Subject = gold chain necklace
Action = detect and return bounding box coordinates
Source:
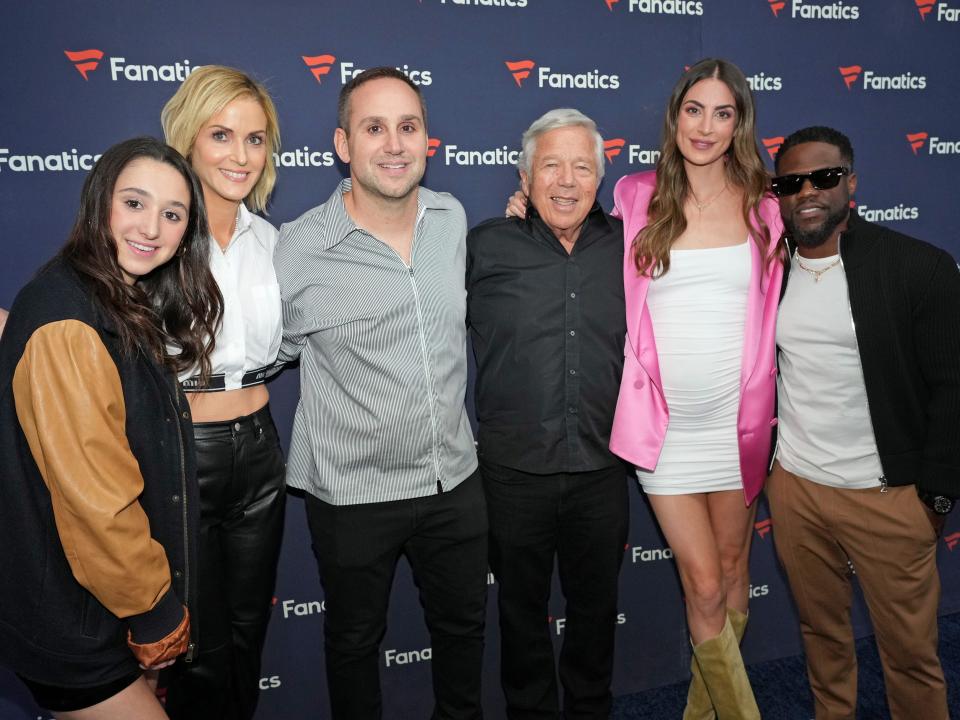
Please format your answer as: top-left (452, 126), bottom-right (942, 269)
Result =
top-left (689, 183), bottom-right (727, 215)
top-left (794, 249), bottom-right (841, 283)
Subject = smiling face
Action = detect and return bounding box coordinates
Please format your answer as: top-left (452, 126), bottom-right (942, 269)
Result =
top-left (334, 77), bottom-right (428, 204)
top-left (110, 157), bottom-right (191, 284)
top-left (520, 125), bottom-right (599, 243)
top-left (675, 77), bottom-right (737, 167)
top-left (190, 95), bottom-right (268, 207)
top-left (776, 140), bottom-right (856, 252)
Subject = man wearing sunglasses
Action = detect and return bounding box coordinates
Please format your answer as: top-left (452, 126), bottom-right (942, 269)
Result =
top-left (765, 125), bottom-right (960, 720)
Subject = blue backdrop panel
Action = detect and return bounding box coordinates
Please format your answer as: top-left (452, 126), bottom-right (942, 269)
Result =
top-left (1, 1), bottom-right (958, 718)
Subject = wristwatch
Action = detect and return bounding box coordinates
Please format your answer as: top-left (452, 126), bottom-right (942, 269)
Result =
top-left (920, 491), bottom-right (955, 515)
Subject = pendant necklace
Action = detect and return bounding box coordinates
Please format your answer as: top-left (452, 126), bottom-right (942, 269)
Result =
top-left (689, 182), bottom-right (727, 216)
top-left (794, 248), bottom-right (841, 283)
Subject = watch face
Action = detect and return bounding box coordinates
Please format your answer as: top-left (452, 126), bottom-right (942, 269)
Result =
top-left (934, 496), bottom-right (954, 514)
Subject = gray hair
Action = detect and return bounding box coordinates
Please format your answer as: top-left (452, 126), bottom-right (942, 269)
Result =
top-left (517, 108), bottom-right (605, 183)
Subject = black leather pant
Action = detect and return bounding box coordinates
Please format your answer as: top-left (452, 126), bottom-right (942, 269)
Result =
top-left (165, 404), bottom-right (286, 720)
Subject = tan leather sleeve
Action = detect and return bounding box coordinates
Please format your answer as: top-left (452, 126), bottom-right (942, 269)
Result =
top-left (13, 319), bottom-right (173, 618)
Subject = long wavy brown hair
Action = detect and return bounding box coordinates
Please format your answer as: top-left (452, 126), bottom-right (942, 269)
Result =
top-left (58, 136), bottom-right (222, 378)
top-left (633, 58), bottom-right (778, 277)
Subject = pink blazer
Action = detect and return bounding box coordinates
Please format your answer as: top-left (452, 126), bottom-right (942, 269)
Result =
top-left (608, 171), bottom-right (784, 505)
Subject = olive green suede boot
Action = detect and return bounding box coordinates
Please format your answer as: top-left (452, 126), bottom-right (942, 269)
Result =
top-left (689, 613), bottom-right (759, 720)
top-left (682, 608), bottom-right (749, 720)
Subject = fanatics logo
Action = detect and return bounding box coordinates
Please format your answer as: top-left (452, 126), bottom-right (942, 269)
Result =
top-left (762, 136), bottom-right (784, 159)
top-left (838, 65), bottom-right (862, 89)
top-left (384, 646), bottom-right (432, 667)
top-left (607, 0), bottom-right (704, 13)
top-left (505, 59), bottom-right (536, 87)
top-left (0, 147), bottom-right (102, 173)
top-left (945, 531), bottom-right (960, 551)
top-left (768, 0), bottom-right (860, 19)
top-left (506, 58), bottom-right (620, 90)
top-left (64, 49), bottom-right (104, 80)
top-left (914, 0), bottom-right (960, 20)
top-left (64, 49), bottom-right (198, 82)
top-left (838, 64), bottom-right (926, 91)
top-left (302, 54), bottom-right (433, 86)
top-left (906, 131), bottom-right (960, 154)
top-left (906, 131), bottom-right (928, 154)
top-left (603, 138), bottom-right (626, 163)
top-left (421, 0), bottom-right (530, 7)
top-left (754, 518), bottom-right (772, 540)
top-left (302, 54), bottom-right (336, 84)
top-left (766, 0), bottom-right (786, 15)
top-left (441, 141), bottom-right (520, 166)
top-left (279, 597), bottom-right (326, 619)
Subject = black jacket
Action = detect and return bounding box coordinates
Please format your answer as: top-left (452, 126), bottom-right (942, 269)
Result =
top-left (782, 213), bottom-right (960, 496)
top-left (0, 260), bottom-right (199, 686)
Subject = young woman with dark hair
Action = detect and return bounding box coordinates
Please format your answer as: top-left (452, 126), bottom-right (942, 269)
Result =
top-left (0, 136), bottom-right (222, 719)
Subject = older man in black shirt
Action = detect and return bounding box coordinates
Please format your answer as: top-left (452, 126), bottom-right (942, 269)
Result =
top-left (466, 109), bottom-right (628, 720)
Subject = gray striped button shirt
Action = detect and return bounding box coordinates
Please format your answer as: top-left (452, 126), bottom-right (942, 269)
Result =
top-left (274, 179), bottom-right (477, 505)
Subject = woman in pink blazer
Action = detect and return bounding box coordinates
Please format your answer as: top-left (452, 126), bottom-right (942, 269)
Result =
top-left (610, 59), bottom-right (783, 719)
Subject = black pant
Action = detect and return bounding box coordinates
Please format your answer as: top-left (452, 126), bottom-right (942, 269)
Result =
top-left (165, 405), bottom-right (286, 720)
top-left (481, 461), bottom-right (629, 720)
top-left (304, 470), bottom-right (488, 720)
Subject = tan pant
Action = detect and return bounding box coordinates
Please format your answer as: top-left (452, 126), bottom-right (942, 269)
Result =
top-left (766, 462), bottom-right (948, 720)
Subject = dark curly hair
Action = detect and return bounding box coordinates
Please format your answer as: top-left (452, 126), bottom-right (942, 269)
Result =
top-left (57, 136), bottom-right (222, 378)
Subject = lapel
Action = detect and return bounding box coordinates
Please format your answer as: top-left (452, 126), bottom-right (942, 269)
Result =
top-left (619, 175), bottom-right (663, 396)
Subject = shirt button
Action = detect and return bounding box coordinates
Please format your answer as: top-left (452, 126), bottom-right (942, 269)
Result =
top-left (569, 330), bottom-right (576, 337)
top-left (568, 406), bottom-right (578, 414)
top-left (173, 570), bottom-right (183, 579)
top-left (569, 369), bottom-right (576, 375)
top-left (234, 422), bottom-right (242, 431)
top-left (171, 494), bottom-right (180, 504)
top-left (181, 411), bottom-right (190, 420)
top-left (570, 292), bottom-right (576, 298)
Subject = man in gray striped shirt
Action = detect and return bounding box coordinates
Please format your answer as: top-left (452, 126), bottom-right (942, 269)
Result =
top-left (273, 67), bottom-right (487, 720)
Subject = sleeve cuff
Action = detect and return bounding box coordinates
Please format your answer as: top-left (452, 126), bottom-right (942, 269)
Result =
top-left (126, 589), bottom-right (184, 644)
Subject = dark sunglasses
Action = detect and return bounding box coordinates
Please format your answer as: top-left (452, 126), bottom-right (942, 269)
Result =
top-left (770, 166), bottom-right (850, 197)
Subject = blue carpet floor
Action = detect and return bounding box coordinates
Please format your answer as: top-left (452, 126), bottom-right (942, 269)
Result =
top-left (612, 612), bottom-right (960, 719)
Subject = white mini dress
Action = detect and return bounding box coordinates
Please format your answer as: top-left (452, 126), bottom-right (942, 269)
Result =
top-left (636, 241), bottom-right (749, 494)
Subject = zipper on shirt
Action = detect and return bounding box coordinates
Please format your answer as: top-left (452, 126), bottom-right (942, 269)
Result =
top-left (879, 475), bottom-right (888, 493)
top-left (405, 265), bottom-right (444, 489)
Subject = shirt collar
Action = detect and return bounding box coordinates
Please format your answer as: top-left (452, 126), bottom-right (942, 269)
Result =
top-left (318, 177), bottom-right (456, 251)
top-left (218, 203), bottom-right (270, 254)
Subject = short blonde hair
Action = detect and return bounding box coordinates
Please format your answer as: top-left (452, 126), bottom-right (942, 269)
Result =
top-left (161, 65), bottom-right (280, 213)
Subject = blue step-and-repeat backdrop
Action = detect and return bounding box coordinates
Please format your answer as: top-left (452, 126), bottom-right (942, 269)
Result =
top-left (1, 1), bottom-right (958, 718)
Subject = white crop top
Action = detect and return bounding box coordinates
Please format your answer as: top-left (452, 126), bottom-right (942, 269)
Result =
top-left (180, 204), bottom-right (283, 392)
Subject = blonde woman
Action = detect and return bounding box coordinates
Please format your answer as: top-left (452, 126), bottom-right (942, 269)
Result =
top-left (160, 66), bottom-right (285, 720)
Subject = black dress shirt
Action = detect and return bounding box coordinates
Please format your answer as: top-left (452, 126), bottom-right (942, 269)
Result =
top-left (466, 203), bottom-right (627, 474)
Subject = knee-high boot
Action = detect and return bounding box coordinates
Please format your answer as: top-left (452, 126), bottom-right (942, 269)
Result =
top-left (688, 613), bottom-right (759, 720)
top-left (683, 608), bottom-right (749, 720)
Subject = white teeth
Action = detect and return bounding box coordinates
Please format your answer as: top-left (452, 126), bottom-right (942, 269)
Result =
top-left (221, 169), bottom-right (247, 180)
top-left (128, 240), bottom-right (156, 252)
top-left (551, 197), bottom-right (576, 205)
